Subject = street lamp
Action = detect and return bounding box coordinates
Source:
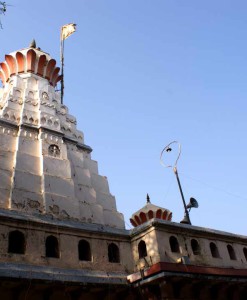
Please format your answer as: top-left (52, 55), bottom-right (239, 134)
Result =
top-left (160, 141), bottom-right (198, 225)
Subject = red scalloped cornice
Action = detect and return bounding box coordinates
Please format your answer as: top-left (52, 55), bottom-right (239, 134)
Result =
top-left (130, 204), bottom-right (172, 227)
top-left (0, 48), bottom-right (61, 87)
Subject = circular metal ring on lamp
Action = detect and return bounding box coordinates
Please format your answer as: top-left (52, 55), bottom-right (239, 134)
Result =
top-left (160, 141), bottom-right (181, 168)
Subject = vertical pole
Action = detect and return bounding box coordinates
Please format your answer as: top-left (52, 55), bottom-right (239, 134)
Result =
top-left (173, 166), bottom-right (191, 225)
top-left (60, 31), bottom-right (65, 104)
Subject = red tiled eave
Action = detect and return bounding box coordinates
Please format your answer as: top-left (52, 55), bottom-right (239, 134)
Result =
top-left (127, 262), bottom-right (247, 283)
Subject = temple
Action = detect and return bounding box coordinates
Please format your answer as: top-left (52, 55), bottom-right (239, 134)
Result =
top-left (0, 42), bottom-right (247, 299)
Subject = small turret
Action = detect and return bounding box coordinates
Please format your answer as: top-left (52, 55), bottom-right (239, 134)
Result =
top-left (130, 194), bottom-right (172, 227)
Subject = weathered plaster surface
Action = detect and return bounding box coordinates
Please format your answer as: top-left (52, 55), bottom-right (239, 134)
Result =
top-left (131, 219), bottom-right (247, 271)
top-left (0, 209), bottom-right (133, 273)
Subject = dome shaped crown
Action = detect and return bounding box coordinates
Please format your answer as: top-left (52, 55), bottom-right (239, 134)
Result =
top-left (130, 194), bottom-right (172, 227)
top-left (0, 42), bottom-right (62, 87)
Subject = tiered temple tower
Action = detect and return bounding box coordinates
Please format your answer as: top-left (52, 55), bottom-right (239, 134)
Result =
top-left (0, 41), bottom-right (124, 229)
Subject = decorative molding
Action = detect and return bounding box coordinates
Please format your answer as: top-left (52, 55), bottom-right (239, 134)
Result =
top-left (1, 109), bottom-right (20, 123)
top-left (20, 128), bottom-right (39, 140)
top-left (40, 100), bottom-right (56, 108)
top-left (25, 97), bottom-right (38, 106)
top-left (40, 131), bottom-right (63, 144)
top-left (62, 135), bottom-right (92, 153)
top-left (0, 125), bottom-right (17, 136)
top-left (40, 114), bottom-right (60, 129)
top-left (22, 113), bottom-right (39, 126)
top-left (9, 96), bottom-right (23, 105)
top-left (66, 115), bottom-right (77, 125)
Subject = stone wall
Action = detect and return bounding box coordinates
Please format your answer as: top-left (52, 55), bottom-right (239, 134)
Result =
top-left (0, 211), bottom-right (133, 273)
top-left (131, 219), bottom-right (247, 271)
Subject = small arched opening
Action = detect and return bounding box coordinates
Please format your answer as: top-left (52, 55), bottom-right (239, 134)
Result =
top-left (169, 236), bottom-right (180, 253)
top-left (45, 235), bottom-right (59, 258)
top-left (191, 239), bottom-right (201, 255)
top-left (8, 230), bottom-right (25, 254)
top-left (138, 240), bottom-right (147, 259)
top-left (210, 242), bottom-right (220, 258)
top-left (78, 239), bottom-right (91, 261)
top-left (48, 144), bottom-right (60, 158)
top-left (243, 248), bottom-right (247, 261)
top-left (227, 245), bottom-right (236, 260)
top-left (108, 243), bottom-right (120, 263)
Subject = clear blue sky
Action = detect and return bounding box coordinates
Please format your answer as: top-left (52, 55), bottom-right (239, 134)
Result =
top-left (1, 0), bottom-right (247, 235)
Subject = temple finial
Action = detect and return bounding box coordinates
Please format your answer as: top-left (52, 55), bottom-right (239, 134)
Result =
top-left (29, 39), bottom-right (36, 48)
top-left (147, 193), bottom-right (150, 203)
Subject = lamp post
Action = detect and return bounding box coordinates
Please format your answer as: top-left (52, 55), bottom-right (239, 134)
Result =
top-left (160, 141), bottom-right (197, 225)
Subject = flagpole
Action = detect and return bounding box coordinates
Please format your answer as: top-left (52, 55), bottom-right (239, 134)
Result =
top-left (60, 28), bottom-right (65, 105)
top-left (60, 23), bottom-right (76, 105)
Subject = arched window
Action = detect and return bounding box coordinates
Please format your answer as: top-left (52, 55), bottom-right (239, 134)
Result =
top-left (8, 230), bottom-right (25, 254)
top-left (78, 239), bottom-right (91, 261)
top-left (210, 242), bottom-right (220, 258)
top-left (108, 243), bottom-right (120, 263)
top-left (138, 240), bottom-right (147, 259)
top-left (191, 239), bottom-right (201, 255)
top-left (48, 144), bottom-right (60, 158)
top-left (45, 235), bottom-right (59, 258)
top-left (243, 248), bottom-right (247, 261)
top-left (169, 236), bottom-right (180, 253)
top-left (227, 245), bottom-right (236, 260)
